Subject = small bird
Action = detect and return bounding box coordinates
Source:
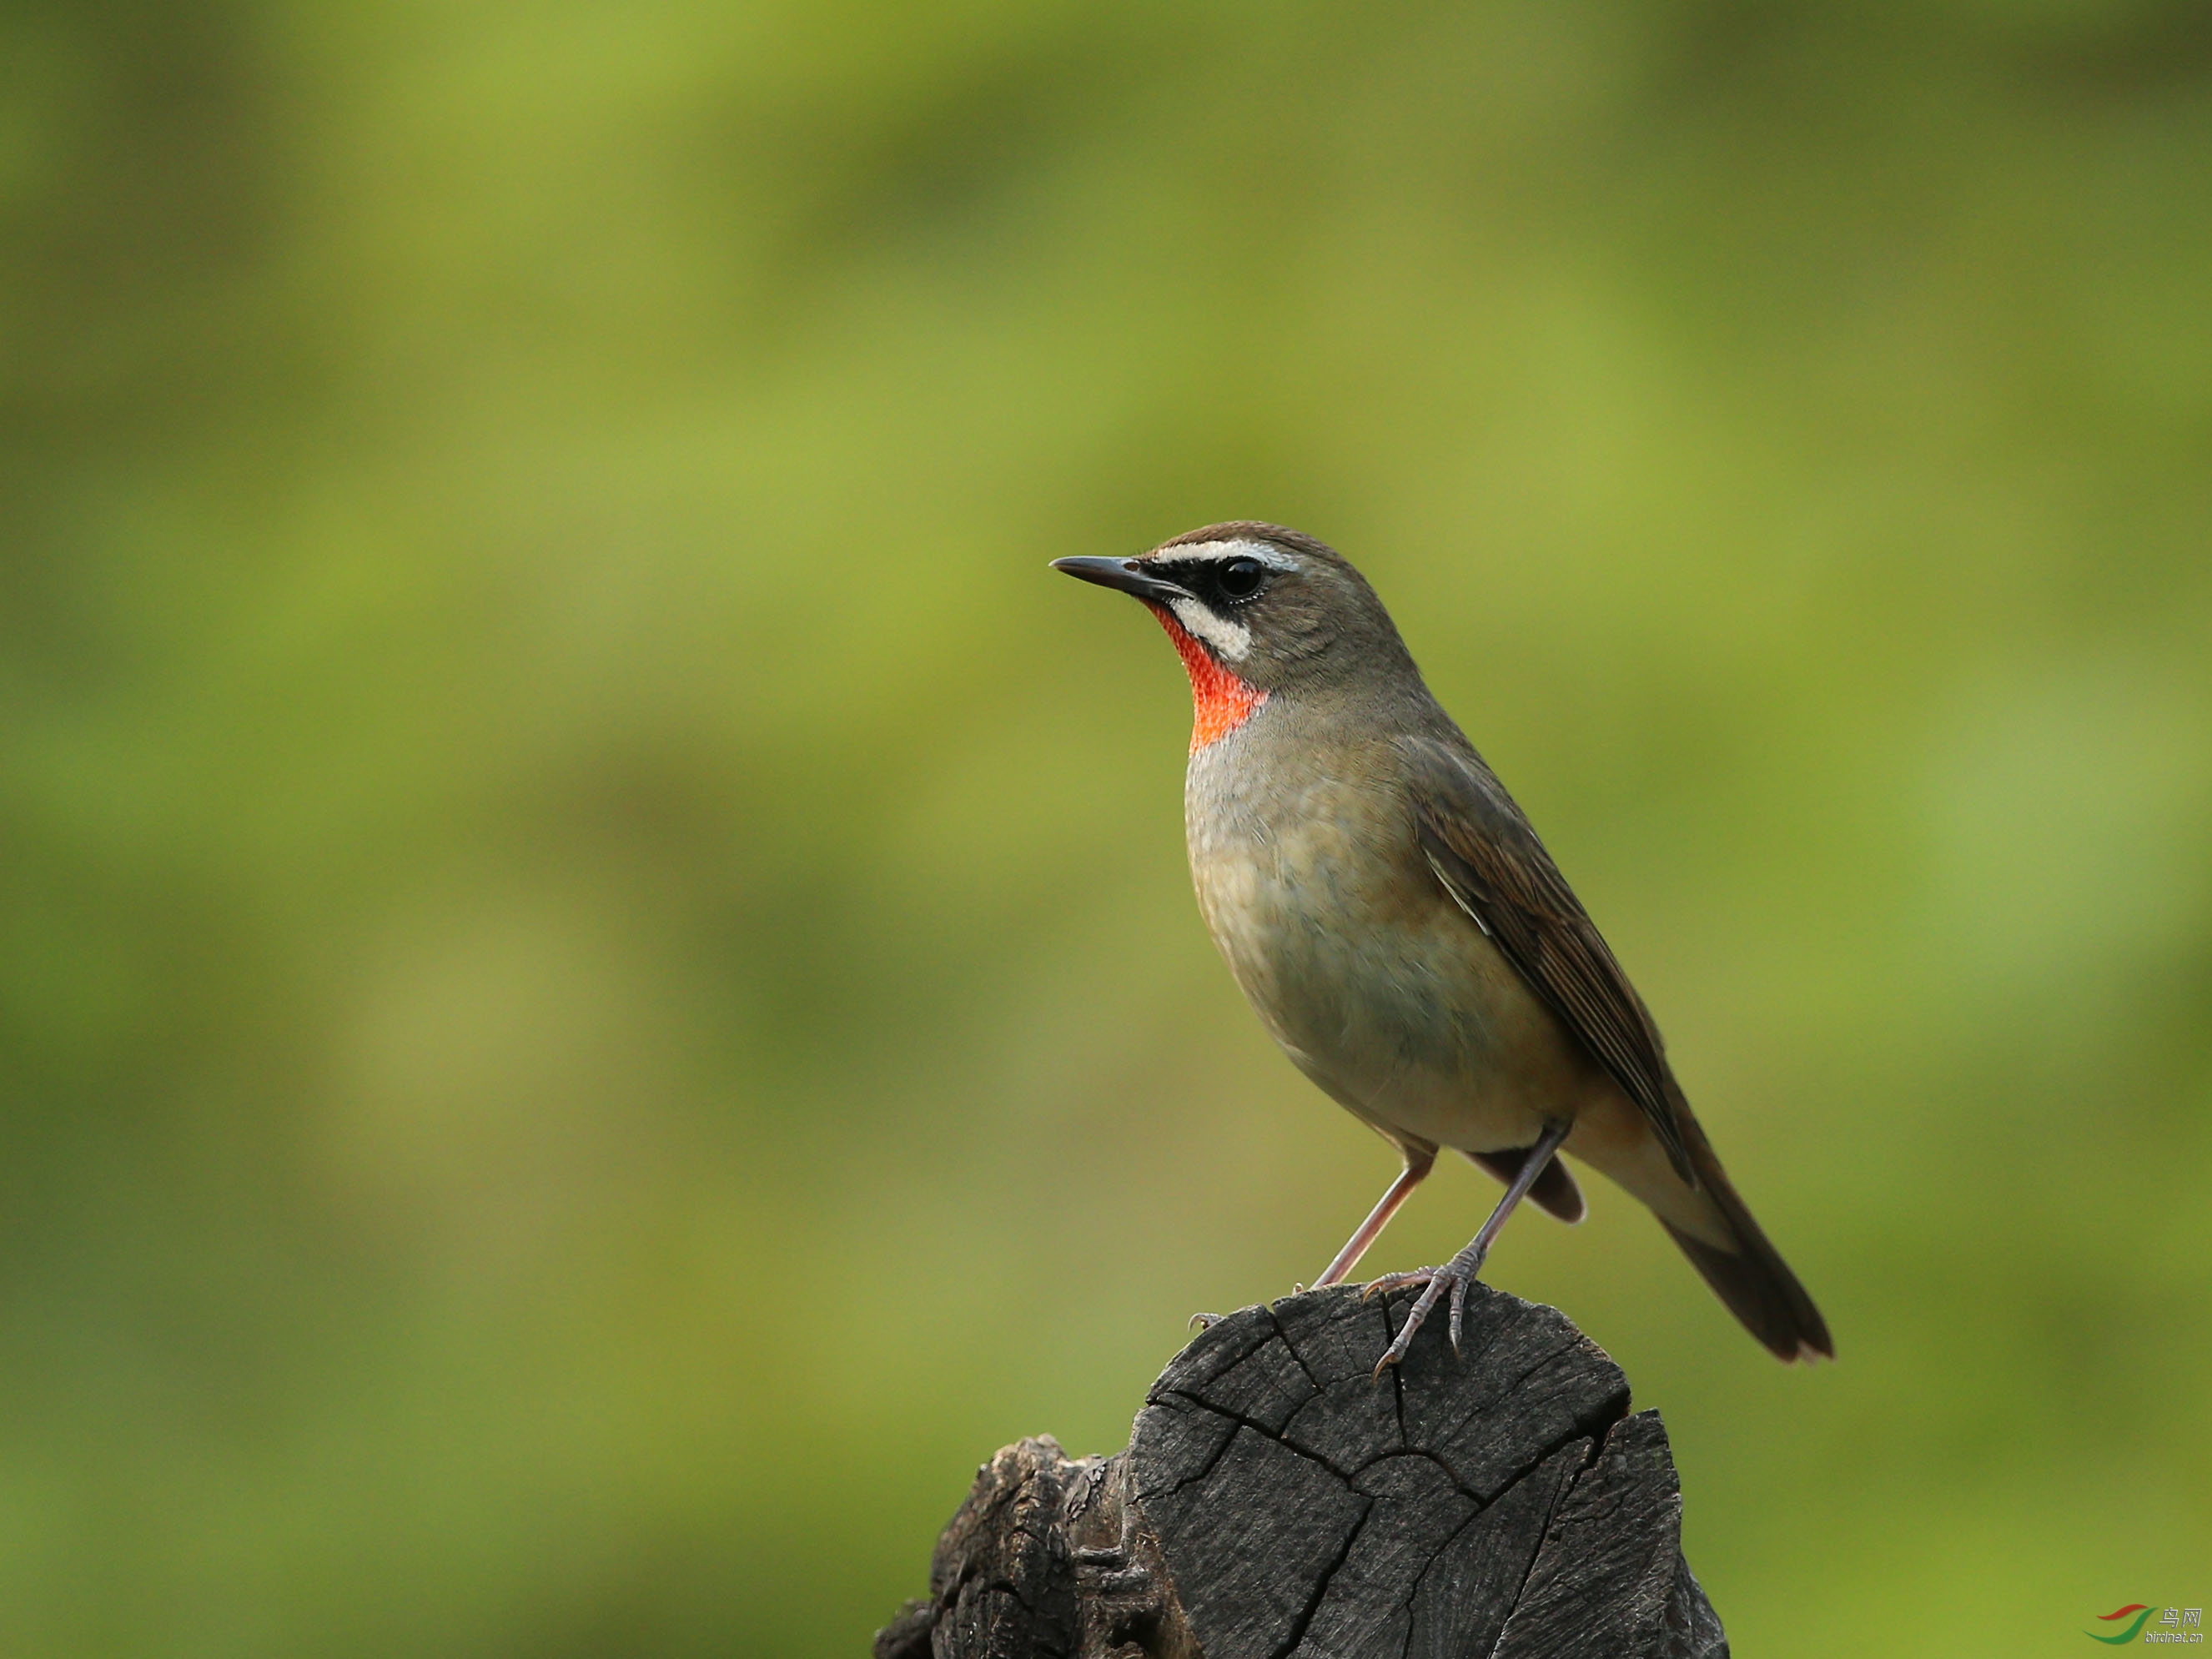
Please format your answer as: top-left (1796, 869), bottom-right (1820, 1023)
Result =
top-left (1054, 523), bottom-right (1831, 1370)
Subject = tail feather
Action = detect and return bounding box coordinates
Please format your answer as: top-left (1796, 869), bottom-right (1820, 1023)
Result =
top-left (1665, 1122), bottom-right (1832, 1362)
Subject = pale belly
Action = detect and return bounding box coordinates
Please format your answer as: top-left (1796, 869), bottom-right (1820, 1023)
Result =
top-left (1186, 759), bottom-right (1610, 1157)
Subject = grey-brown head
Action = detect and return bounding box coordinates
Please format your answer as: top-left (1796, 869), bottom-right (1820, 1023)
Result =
top-left (1051, 521), bottom-right (1420, 696)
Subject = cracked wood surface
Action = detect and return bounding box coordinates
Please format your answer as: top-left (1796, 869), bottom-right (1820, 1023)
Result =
top-left (875, 1283), bottom-right (1727, 1659)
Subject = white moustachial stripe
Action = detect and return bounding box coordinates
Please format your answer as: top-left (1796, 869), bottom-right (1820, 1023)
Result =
top-left (1167, 596), bottom-right (1252, 660)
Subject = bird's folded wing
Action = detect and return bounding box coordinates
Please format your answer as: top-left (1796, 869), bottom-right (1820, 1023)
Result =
top-left (1396, 733), bottom-right (1692, 1181)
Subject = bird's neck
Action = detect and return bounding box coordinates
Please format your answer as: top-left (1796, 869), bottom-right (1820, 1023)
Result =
top-left (1151, 606), bottom-right (1267, 754)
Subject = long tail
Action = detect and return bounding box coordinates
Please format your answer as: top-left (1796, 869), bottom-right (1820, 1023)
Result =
top-left (1656, 1111), bottom-right (1832, 1362)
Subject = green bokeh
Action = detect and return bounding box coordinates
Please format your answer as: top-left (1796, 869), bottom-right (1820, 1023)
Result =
top-left (3, 3), bottom-right (2209, 1652)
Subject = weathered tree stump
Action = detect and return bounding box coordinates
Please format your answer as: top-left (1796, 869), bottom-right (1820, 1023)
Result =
top-left (875, 1282), bottom-right (1727, 1659)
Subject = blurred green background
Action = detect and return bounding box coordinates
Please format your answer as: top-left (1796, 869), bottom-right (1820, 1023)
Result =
top-left (3, 1), bottom-right (2209, 1652)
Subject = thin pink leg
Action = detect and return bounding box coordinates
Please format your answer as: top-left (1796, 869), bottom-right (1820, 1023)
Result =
top-left (1312, 1149), bottom-right (1436, 1288)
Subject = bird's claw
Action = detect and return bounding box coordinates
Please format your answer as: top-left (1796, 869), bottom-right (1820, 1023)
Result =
top-left (1359, 1267), bottom-right (1435, 1303)
top-left (1187, 1310), bottom-right (1224, 1332)
top-left (1361, 1247), bottom-right (1489, 1377)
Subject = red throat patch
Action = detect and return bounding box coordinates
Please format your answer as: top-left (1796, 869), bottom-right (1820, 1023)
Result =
top-left (1149, 606), bottom-right (1268, 753)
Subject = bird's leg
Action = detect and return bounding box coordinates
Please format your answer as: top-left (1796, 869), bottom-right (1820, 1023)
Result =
top-left (1364, 1118), bottom-right (1572, 1375)
top-left (1311, 1148), bottom-right (1435, 1289)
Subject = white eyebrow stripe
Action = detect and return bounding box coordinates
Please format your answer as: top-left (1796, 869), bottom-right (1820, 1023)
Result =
top-left (1167, 596), bottom-right (1253, 660)
top-left (1160, 539), bottom-right (1298, 571)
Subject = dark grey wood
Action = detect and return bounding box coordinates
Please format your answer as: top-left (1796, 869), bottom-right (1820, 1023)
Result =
top-left (873, 1436), bottom-right (1197, 1659)
top-left (875, 1284), bottom-right (1727, 1659)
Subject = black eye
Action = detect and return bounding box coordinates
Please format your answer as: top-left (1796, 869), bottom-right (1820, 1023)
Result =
top-left (1216, 557), bottom-right (1266, 601)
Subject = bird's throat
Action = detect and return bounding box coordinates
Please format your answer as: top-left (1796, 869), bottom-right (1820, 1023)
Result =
top-left (1151, 606), bottom-right (1267, 754)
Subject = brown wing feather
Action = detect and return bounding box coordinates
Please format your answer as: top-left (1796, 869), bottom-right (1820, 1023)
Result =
top-left (1397, 733), bottom-right (1693, 1181)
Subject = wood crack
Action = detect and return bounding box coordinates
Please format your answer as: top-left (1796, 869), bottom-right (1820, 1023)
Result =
top-left (876, 1284), bottom-right (1727, 1659)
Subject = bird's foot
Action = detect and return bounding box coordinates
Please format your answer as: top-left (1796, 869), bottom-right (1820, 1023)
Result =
top-left (1187, 1310), bottom-right (1224, 1332)
top-left (1360, 1241), bottom-right (1490, 1376)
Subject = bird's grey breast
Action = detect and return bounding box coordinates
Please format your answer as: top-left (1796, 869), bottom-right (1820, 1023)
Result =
top-left (1182, 708), bottom-right (1546, 1147)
